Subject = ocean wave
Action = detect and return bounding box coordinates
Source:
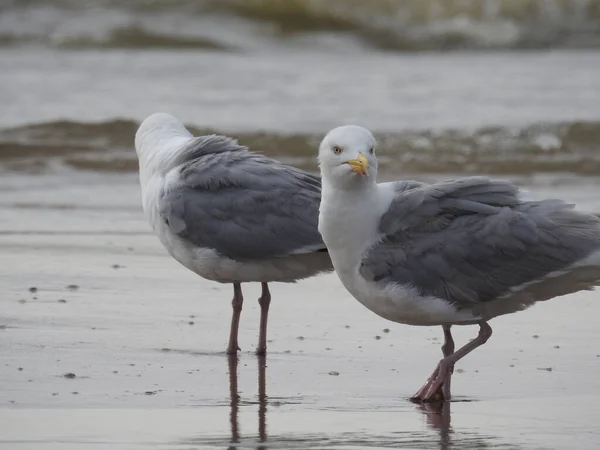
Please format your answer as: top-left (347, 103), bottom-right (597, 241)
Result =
top-left (2, 0), bottom-right (600, 51)
top-left (2, 119), bottom-right (600, 176)
top-left (57, 26), bottom-right (230, 50)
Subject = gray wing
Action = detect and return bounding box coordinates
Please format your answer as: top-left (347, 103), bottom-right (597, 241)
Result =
top-left (361, 177), bottom-right (600, 308)
top-left (159, 142), bottom-right (326, 262)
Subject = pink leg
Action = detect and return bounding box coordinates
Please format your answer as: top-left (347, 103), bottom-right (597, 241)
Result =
top-left (226, 283), bottom-right (243, 354)
top-left (256, 283), bottom-right (271, 355)
top-left (411, 325), bottom-right (453, 402)
top-left (441, 325), bottom-right (455, 400)
top-left (412, 322), bottom-right (492, 403)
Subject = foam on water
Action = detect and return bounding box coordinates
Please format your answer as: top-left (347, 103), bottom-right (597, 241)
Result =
top-left (2, 119), bottom-right (600, 176)
top-left (3, 0), bottom-right (600, 51)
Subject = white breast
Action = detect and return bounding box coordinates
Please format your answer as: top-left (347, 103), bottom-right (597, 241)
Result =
top-left (318, 184), bottom-right (385, 297)
top-left (319, 182), bottom-right (476, 326)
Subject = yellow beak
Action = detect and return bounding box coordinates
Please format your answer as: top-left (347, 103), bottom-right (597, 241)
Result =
top-left (344, 153), bottom-right (369, 175)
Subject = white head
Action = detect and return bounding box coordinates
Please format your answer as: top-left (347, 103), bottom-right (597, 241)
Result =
top-left (318, 125), bottom-right (378, 188)
top-left (134, 112), bottom-right (192, 158)
top-left (134, 112), bottom-right (194, 176)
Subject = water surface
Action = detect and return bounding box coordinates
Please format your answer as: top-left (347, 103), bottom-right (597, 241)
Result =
top-left (2, 2), bottom-right (600, 449)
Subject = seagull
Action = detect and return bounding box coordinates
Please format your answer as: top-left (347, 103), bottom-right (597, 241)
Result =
top-left (134, 113), bottom-right (332, 355)
top-left (317, 125), bottom-right (600, 403)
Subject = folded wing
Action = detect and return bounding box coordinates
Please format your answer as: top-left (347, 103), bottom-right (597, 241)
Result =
top-left (159, 139), bottom-right (327, 261)
top-left (361, 177), bottom-right (600, 309)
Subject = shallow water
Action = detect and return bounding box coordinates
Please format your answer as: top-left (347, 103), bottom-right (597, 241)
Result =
top-left (2, 3), bottom-right (600, 177)
top-left (4, 48), bottom-right (600, 133)
top-left (2, 49), bottom-right (600, 176)
top-left (5, 0), bottom-right (600, 52)
top-left (1, 172), bottom-right (600, 449)
top-left (2, 2), bottom-right (600, 448)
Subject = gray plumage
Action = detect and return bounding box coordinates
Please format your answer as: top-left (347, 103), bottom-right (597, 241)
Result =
top-left (135, 112), bottom-right (332, 354)
top-left (317, 124), bottom-right (600, 402)
top-left (360, 176), bottom-right (600, 314)
top-left (159, 135), bottom-right (326, 261)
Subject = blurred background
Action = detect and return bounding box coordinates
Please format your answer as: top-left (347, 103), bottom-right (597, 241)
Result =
top-left (1, 0), bottom-right (600, 180)
top-left (2, 4), bottom-right (600, 445)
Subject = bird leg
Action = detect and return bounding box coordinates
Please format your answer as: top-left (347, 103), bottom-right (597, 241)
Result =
top-left (412, 321), bottom-right (492, 403)
top-left (423, 321), bottom-right (492, 403)
top-left (441, 325), bottom-right (455, 401)
top-left (441, 325), bottom-right (455, 357)
top-left (226, 282), bottom-right (243, 354)
top-left (411, 325), bottom-right (454, 402)
top-left (256, 282), bottom-right (271, 355)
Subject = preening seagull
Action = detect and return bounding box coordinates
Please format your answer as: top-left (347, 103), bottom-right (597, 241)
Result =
top-left (134, 113), bottom-right (332, 355)
top-left (317, 125), bottom-right (600, 403)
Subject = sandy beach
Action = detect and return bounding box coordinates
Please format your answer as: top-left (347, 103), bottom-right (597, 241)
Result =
top-left (1, 171), bottom-right (599, 449)
top-left (3, 1), bottom-right (600, 448)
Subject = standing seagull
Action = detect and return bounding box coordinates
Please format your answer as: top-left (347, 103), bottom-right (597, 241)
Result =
top-left (317, 125), bottom-right (600, 403)
top-left (134, 113), bottom-right (332, 355)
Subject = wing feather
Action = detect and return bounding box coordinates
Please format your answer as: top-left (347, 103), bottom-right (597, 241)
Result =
top-left (159, 139), bottom-right (327, 261)
top-left (361, 177), bottom-right (600, 308)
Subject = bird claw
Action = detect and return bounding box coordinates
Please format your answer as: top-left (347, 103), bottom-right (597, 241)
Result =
top-left (411, 384), bottom-right (445, 403)
top-left (410, 361), bottom-right (452, 403)
top-left (411, 379), bottom-right (445, 403)
top-left (423, 378), bottom-right (445, 403)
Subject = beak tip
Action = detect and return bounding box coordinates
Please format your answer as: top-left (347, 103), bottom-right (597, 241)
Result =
top-left (345, 155), bottom-right (369, 176)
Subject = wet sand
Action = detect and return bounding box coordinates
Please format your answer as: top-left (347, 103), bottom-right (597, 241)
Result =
top-left (1, 172), bottom-right (600, 450)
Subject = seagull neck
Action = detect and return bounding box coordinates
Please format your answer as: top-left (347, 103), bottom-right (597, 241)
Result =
top-left (139, 135), bottom-right (191, 179)
top-left (327, 180), bottom-right (377, 196)
top-left (319, 179), bottom-right (381, 270)
top-left (322, 175), bottom-right (378, 200)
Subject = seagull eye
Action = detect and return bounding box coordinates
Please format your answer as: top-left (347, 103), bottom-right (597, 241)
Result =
top-left (369, 147), bottom-right (374, 155)
top-left (332, 145), bottom-right (342, 155)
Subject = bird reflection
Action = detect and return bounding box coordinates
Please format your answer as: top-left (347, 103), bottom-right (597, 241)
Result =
top-left (417, 401), bottom-right (452, 450)
top-left (203, 357), bottom-right (506, 450)
top-left (227, 354), bottom-right (268, 449)
top-left (257, 354), bottom-right (268, 448)
top-left (227, 354), bottom-right (240, 448)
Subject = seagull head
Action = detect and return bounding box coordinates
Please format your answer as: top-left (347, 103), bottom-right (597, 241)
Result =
top-left (318, 125), bottom-right (378, 187)
top-left (134, 112), bottom-right (192, 160)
